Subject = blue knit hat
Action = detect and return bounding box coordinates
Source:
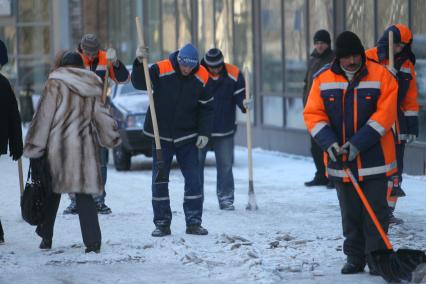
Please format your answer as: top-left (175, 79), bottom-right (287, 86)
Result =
top-left (177, 43), bottom-right (198, 68)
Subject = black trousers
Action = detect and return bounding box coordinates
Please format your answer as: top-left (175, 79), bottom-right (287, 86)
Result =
top-left (310, 137), bottom-right (327, 179)
top-left (36, 193), bottom-right (101, 247)
top-left (0, 219), bottom-right (3, 237)
top-left (335, 178), bottom-right (389, 263)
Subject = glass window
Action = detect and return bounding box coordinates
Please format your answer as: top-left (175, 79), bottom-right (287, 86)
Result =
top-left (234, 0), bottom-right (253, 123)
top-left (377, 0), bottom-right (408, 35)
top-left (345, 0), bottom-right (375, 49)
top-left (18, 26), bottom-right (50, 55)
top-left (411, 0), bottom-right (426, 142)
top-left (0, 25), bottom-right (16, 56)
top-left (309, 0), bottom-right (333, 48)
top-left (148, 0), bottom-right (162, 61)
top-left (197, 0), bottom-right (214, 57)
top-left (215, 0), bottom-right (233, 62)
top-left (18, 57), bottom-right (50, 92)
top-left (284, 0), bottom-right (306, 95)
top-left (162, 0), bottom-right (177, 56)
top-left (18, 0), bottom-right (49, 22)
top-left (261, 0), bottom-right (283, 93)
top-left (177, 0), bottom-right (192, 47)
top-left (263, 96), bottom-right (284, 127)
top-left (285, 97), bottom-right (305, 129)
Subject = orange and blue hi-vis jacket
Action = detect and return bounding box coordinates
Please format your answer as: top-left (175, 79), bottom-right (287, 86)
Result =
top-left (304, 57), bottom-right (398, 182)
top-left (200, 59), bottom-right (246, 138)
top-left (131, 51), bottom-right (213, 146)
top-left (78, 48), bottom-right (130, 83)
top-left (365, 24), bottom-right (419, 143)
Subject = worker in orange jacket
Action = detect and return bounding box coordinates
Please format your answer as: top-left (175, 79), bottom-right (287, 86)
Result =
top-left (365, 24), bottom-right (419, 225)
top-left (304, 31), bottom-right (398, 276)
top-left (63, 34), bottom-right (129, 215)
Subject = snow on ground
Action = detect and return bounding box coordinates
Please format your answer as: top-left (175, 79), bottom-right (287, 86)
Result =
top-left (0, 147), bottom-right (425, 284)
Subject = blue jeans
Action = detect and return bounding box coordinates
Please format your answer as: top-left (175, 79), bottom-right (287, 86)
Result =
top-left (152, 141), bottom-right (203, 227)
top-left (198, 136), bottom-right (235, 206)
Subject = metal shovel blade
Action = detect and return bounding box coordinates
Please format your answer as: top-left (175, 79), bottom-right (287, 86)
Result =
top-left (370, 249), bottom-right (426, 283)
top-left (154, 161), bottom-right (169, 184)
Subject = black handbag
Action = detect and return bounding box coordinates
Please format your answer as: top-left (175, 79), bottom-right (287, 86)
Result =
top-left (20, 157), bottom-right (51, 226)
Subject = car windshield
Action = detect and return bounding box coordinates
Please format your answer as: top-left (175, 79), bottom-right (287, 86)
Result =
top-left (117, 83), bottom-right (141, 97)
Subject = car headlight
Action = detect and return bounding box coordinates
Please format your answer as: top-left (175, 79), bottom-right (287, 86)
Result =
top-left (126, 114), bottom-right (145, 128)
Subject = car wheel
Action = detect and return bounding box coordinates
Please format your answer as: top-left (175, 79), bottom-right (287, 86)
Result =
top-left (113, 144), bottom-right (131, 171)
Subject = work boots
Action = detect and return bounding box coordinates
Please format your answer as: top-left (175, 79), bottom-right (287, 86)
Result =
top-left (304, 176), bottom-right (328, 187)
top-left (186, 225), bottom-right (208, 235)
top-left (39, 238), bottom-right (52, 250)
top-left (151, 226), bottom-right (171, 237)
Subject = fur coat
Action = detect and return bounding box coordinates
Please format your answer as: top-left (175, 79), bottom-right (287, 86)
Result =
top-left (24, 67), bottom-right (121, 195)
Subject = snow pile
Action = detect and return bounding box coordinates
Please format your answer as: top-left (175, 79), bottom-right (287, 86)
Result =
top-left (0, 147), bottom-right (425, 283)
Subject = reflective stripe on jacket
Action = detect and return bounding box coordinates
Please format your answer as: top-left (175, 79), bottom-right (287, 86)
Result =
top-left (365, 48), bottom-right (419, 143)
top-left (131, 51), bottom-right (213, 146)
top-left (201, 61), bottom-right (246, 137)
top-left (303, 58), bottom-right (398, 182)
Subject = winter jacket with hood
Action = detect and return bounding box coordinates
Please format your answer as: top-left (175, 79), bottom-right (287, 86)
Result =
top-left (24, 67), bottom-right (121, 195)
top-left (200, 59), bottom-right (246, 138)
top-left (365, 24), bottom-right (419, 143)
top-left (131, 51), bottom-right (213, 146)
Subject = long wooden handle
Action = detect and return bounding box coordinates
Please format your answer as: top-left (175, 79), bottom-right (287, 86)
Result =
top-left (388, 31), bottom-right (394, 69)
top-left (343, 167), bottom-right (393, 250)
top-left (135, 16), bottom-right (162, 151)
top-left (18, 158), bottom-right (24, 195)
top-left (244, 68), bottom-right (253, 183)
top-left (101, 61), bottom-right (110, 104)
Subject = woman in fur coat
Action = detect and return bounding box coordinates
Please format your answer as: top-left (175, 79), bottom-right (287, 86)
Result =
top-left (24, 51), bottom-right (121, 253)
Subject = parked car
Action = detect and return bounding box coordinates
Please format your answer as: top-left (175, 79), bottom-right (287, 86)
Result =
top-left (110, 79), bottom-right (151, 171)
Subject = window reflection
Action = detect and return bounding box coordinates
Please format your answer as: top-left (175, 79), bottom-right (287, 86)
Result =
top-left (215, 0), bottom-right (233, 62)
top-left (286, 97), bottom-right (305, 129)
top-left (234, 0), bottom-right (253, 123)
top-left (263, 96), bottom-right (284, 127)
top-left (18, 0), bottom-right (49, 22)
top-left (309, 0), bottom-right (333, 48)
top-left (377, 0), bottom-right (408, 34)
top-left (261, 0), bottom-right (283, 93)
top-left (346, 0), bottom-right (375, 49)
top-left (411, 0), bottom-right (426, 141)
top-left (177, 0), bottom-right (192, 47)
top-left (284, 0), bottom-right (306, 95)
top-left (162, 0), bottom-right (177, 56)
top-left (197, 0), bottom-right (214, 56)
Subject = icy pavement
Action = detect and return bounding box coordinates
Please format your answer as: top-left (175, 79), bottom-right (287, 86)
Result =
top-left (0, 147), bottom-right (425, 284)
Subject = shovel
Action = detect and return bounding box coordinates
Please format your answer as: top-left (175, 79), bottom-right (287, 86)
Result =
top-left (244, 68), bottom-right (257, 211)
top-left (334, 150), bottom-right (426, 282)
top-left (135, 16), bottom-right (168, 184)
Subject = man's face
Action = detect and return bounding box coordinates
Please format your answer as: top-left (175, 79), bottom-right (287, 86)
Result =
top-left (314, 41), bottom-right (329, 55)
top-left (179, 64), bottom-right (195, 76)
top-left (393, 43), bottom-right (405, 54)
top-left (82, 48), bottom-right (98, 61)
top-left (339, 54), bottom-right (362, 71)
top-left (207, 65), bottom-right (223, 75)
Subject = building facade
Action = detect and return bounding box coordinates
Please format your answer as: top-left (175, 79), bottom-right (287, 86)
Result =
top-left (1, 0), bottom-right (426, 174)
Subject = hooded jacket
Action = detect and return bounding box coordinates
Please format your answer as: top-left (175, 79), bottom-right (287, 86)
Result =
top-left (365, 24), bottom-right (419, 142)
top-left (131, 51), bottom-right (213, 146)
top-left (24, 67), bottom-right (121, 194)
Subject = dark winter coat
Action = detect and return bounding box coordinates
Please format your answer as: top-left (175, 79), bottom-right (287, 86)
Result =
top-left (24, 67), bottom-right (121, 195)
top-left (131, 51), bottom-right (214, 146)
top-left (303, 48), bottom-right (335, 106)
top-left (0, 73), bottom-right (23, 160)
top-left (200, 60), bottom-right (246, 138)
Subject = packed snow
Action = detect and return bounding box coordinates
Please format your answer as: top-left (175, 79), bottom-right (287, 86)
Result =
top-left (1, 147), bottom-right (425, 283)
